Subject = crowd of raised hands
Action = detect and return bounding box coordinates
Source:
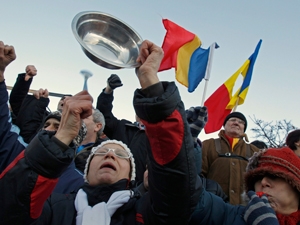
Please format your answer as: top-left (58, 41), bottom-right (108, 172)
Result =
top-left (2, 38), bottom-right (297, 225)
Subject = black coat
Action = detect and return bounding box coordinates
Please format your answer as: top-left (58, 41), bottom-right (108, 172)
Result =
top-left (9, 73), bottom-right (33, 119)
top-left (0, 82), bottom-right (200, 225)
top-left (10, 72), bottom-right (49, 143)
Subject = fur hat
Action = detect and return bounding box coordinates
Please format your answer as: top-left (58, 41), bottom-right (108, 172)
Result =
top-left (223, 112), bottom-right (247, 131)
top-left (244, 147), bottom-right (300, 193)
top-left (286, 129), bottom-right (300, 150)
top-left (83, 140), bottom-right (136, 183)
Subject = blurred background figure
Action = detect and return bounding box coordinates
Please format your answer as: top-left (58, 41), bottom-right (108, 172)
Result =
top-left (80, 69), bottom-right (93, 91)
top-left (286, 129), bottom-right (300, 157)
top-left (250, 140), bottom-right (268, 150)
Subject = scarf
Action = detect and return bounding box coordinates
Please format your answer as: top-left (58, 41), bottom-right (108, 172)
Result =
top-left (277, 210), bottom-right (300, 225)
top-left (224, 133), bottom-right (239, 151)
top-left (75, 188), bottom-right (132, 225)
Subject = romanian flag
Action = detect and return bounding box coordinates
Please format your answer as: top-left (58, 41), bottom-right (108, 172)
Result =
top-left (158, 19), bottom-right (218, 92)
top-left (204, 40), bottom-right (262, 134)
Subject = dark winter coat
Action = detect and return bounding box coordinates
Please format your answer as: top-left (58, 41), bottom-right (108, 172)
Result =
top-left (0, 81), bottom-right (200, 225)
top-left (0, 81), bottom-right (26, 173)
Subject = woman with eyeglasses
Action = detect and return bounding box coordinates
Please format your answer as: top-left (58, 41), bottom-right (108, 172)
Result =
top-left (0, 40), bottom-right (200, 225)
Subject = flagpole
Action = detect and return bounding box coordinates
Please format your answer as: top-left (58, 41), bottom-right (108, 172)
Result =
top-left (232, 98), bottom-right (240, 112)
top-left (201, 42), bottom-right (218, 106)
top-left (201, 79), bottom-right (209, 106)
top-left (6, 85), bottom-right (66, 98)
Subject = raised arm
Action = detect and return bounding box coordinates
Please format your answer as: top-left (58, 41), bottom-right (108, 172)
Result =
top-left (0, 41), bottom-right (27, 173)
top-left (15, 88), bottom-right (50, 143)
top-left (0, 41), bottom-right (16, 81)
top-left (0, 90), bottom-right (93, 224)
top-left (96, 74), bottom-right (125, 138)
top-left (9, 65), bottom-right (37, 117)
top-left (133, 40), bottom-right (200, 225)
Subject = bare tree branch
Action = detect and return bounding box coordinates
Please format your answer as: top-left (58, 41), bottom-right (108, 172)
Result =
top-left (249, 116), bottom-right (298, 148)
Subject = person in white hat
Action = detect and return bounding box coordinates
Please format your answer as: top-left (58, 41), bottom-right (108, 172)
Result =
top-left (0, 39), bottom-right (200, 225)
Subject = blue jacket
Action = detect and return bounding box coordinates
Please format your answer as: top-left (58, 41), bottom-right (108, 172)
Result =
top-left (190, 186), bottom-right (246, 225)
top-left (0, 81), bottom-right (26, 173)
top-left (53, 161), bottom-right (84, 194)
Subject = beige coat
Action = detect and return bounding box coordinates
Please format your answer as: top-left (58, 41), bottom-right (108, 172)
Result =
top-left (201, 130), bottom-right (259, 205)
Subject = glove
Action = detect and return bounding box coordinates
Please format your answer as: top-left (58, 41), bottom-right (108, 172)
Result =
top-left (107, 74), bottom-right (123, 90)
top-left (185, 106), bottom-right (208, 138)
top-left (243, 191), bottom-right (279, 225)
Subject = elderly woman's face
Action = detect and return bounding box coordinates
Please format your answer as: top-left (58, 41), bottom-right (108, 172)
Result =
top-left (87, 143), bottom-right (131, 186)
top-left (254, 176), bottom-right (299, 215)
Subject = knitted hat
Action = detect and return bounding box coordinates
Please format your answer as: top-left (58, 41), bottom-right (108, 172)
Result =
top-left (44, 111), bottom-right (61, 123)
top-left (244, 147), bottom-right (300, 193)
top-left (286, 129), bottom-right (300, 150)
top-left (84, 139), bottom-right (136, 183)
top-left (223, 112), bottom-right (247, 131)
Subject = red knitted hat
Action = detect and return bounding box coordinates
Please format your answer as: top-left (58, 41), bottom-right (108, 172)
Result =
top-left (244, 147), bottom-right (300, 192)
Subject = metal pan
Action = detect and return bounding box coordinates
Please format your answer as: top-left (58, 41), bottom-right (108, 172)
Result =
top-left (72, 11), bottom-right (143, 69)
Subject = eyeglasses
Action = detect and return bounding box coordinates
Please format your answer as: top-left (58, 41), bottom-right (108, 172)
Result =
top-left (92, 147), bottom-right (131, 159)
top-left (227, 118), bottom-right (245, 125)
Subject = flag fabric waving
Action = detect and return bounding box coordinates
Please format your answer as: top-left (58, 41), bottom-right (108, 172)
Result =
top-left (204, 39), bottom-right (262, 134)
top-left (158, 19), bottom-right (218, 92)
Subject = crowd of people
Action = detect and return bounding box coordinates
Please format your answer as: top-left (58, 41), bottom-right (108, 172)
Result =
top-left (1, 38), bottom-right (300, 225)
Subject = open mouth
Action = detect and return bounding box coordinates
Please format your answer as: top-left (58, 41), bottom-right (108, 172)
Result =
top-left (100, 162), bottom-right (116, 170)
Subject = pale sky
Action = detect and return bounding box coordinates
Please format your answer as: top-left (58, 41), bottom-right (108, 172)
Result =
top-left (1, 0), bottom-right (299, 142)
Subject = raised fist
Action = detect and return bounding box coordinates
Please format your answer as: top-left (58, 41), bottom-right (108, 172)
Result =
top-left (185, 106), bottom-right (208, 138)
top-left (107, 74), bottom-right (123, 90)
top-left (33, 88), bottom-right (49, 99)
top-left (0, 41), bottom-right (16, 74)
top-left (24, 65), bottom-right (37, 81)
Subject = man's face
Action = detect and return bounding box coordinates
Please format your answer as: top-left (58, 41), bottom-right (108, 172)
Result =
top-left (83, 110), bottom-right (101, 137)
top-left (57, 99), bottom-right (64, 112)
top-left (254, 175), bottom-right (299, 215)
top-left (87, 143), bottom-right (131, 186)
top-left (293, 140), bottom-right (300, 157)
top-left (43, 118), bottom-right (60, 131)
top-left (224, 117), bottom-right (245, 137)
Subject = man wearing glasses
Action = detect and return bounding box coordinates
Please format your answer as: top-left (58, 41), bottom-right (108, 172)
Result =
top-left (201, 112), bottom-right (259, 205)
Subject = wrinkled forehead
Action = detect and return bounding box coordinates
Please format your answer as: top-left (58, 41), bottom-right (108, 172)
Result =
top-left (228, 117), bottom-right (240, 120)
top-left (226, 117), bottom-right (244, 124)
